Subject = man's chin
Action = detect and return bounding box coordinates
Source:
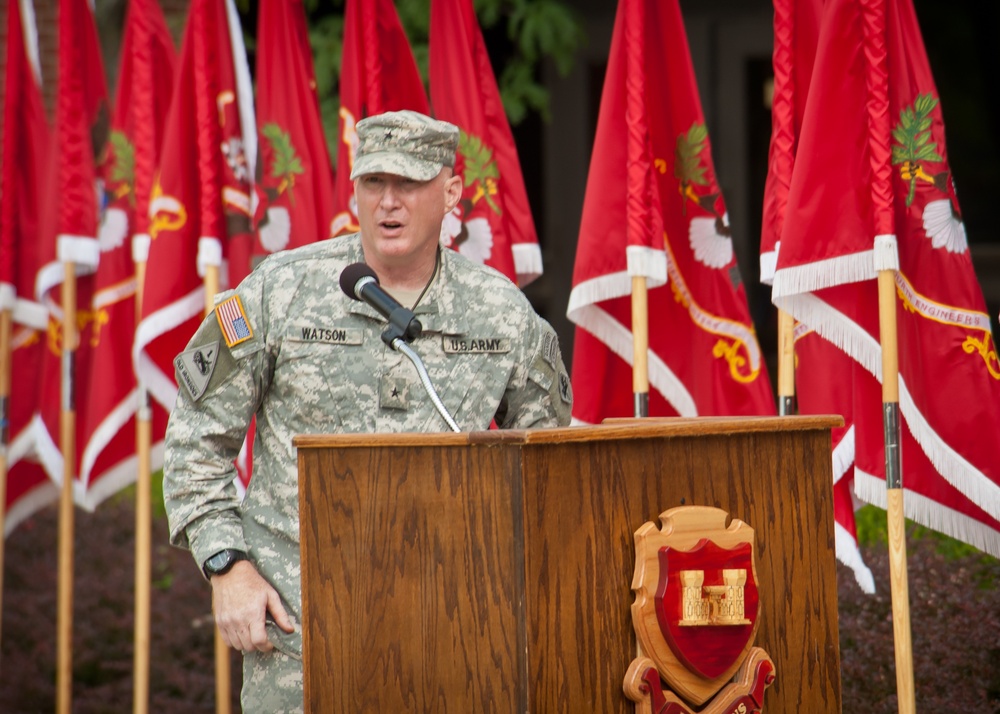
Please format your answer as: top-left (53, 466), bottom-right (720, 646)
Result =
top-left (366, 237), bottom-right (416, 263)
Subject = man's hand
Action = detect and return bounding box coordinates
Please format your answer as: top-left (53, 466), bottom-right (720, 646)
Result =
top-left (210, 560), bottom-right (295, 652)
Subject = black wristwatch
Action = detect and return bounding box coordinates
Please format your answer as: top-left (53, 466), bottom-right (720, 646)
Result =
top-left (203, 549), bottom-right (248, 579)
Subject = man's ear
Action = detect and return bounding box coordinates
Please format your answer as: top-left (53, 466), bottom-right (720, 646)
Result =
top-left (443, 174), bottom-right (463, 213)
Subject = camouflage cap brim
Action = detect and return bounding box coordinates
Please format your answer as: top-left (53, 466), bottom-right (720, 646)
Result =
top-left (350, 151), bottom-right (443, 181)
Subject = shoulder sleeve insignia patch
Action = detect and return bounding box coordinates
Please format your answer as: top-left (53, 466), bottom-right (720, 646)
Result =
top-left (559, 371), bottom-right (572, 405)
top-left (541, 330), bottom-right (560, 370)
top-left (175, 341), bottom-right (220, 402)
top-left (215, 294), bottom-right (254, 348)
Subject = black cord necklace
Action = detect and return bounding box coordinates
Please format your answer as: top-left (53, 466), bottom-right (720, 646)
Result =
top-left (410, 247), bottom-right (441, 310)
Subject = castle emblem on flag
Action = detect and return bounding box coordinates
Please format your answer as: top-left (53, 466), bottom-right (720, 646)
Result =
top-left (215, 295), bottom-right (253, 348)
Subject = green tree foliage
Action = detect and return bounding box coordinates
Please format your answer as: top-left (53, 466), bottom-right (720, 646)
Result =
top-left (240, 0), bottom-right (584, 165)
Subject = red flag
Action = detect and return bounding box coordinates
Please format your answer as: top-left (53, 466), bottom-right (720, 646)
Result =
top-left (330, 0), bottom-right (429, 236)
top-left (567, 0), bottom-right (775, 422)
top-left (759, 0), bottom-right (823, 285)
top-left (0, 0), bottom-right (58, 531)
top-left (762, 0), bottom-right (875, 591)
top-left (795, 326), bottom-right (876, 593)
top-left (252, 0), bottom-right (335, 262)
top-left (71, 0), bottom-right (176, 508)
top-left (235, 0), bottom-right (337, 487)
top-left (32, 0), bottom-right (111, 494)
top-left (135, 0), bottom-right (256, 415)
top-left (773, 0), bottom-right (1000, 556)
top-left (428, 0), bottom-right (542, 286)
top-left (35, 0), bottom-right (109, 299)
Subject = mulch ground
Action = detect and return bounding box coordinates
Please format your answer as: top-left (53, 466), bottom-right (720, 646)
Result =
top-left (0, 496), bottom-right (998, 712)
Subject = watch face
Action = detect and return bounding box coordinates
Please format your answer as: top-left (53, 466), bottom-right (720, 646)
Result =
top-left (206, 551), bottom-right (232, 572)
top-left (204, 549), bottom-right (246, 577)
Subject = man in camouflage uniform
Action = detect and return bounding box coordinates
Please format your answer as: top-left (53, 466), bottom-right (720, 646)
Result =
top-left (163, 110), bottom-right (572, 712)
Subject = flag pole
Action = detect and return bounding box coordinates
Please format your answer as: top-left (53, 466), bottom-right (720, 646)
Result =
top-left (57, 262), bottom-right (77, 714)
top-left (0, 306), bottom-right (11, 652)
top-left (631, 279), bottom-right (650, 418)
top-left (877, 268), bottom-right (916, 713)
top-left (777, 309), bottom-right (796, 416)
top-left (203, 263), bottom-right (231, 714)
top-left (625, 0), bottom-right (649, 419)
top-left (133, 254), bottom-right (151, 714)
top-left (862, 0), bottom-right (916, 710)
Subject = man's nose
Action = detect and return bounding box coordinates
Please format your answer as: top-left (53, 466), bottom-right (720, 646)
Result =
top-left (379, 183), bottom-right (402, 208)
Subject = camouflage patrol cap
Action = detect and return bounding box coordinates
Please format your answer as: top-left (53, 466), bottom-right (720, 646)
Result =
top-left (350, 110), bottom-right (459, 181)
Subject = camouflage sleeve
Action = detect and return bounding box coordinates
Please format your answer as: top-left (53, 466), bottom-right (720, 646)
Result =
top-left (163, 272), bottom-right (270, 570)
top-left (497, 314), bottom-right (572, 429)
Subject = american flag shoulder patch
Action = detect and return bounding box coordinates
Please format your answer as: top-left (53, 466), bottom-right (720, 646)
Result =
top-left (215, 294), bottom-right (254, 348)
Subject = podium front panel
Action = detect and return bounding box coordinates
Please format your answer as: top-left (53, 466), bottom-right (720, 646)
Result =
top-left (299, 441), bottom-right (527, 711)
top-left (297, 417), bottom-right (842, 712)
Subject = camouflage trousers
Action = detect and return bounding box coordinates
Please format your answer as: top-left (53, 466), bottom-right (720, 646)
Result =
top-left (241, 649), bottom-right (304, 713)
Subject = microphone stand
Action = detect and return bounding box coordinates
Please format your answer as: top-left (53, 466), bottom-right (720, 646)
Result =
top-left (380, 323), bottom-right (460, 433)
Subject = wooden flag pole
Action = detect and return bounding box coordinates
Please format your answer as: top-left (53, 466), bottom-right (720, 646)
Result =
top-left (57, 262), bottom-right (78, 714)
top-left (776, 308), bottom-right (796, 416)
top-left (0, 306), bottom-right (12, 655)
top-left (631, 278), bottom-right (650, 418)
top-left (214, 602), bottom-right (231, 714)
top-left (203, 264), bottom-right (231, 714)
top-left (631, 275), bottom-right (649, 658)
top-left (133, 257), bottom-right (151, 714)
top-left (133, 400), bottom-right (152, 714)
top-left (860, 0), bottom-right (917, 708)
top-left (877, 268), bottom-right (916, 713)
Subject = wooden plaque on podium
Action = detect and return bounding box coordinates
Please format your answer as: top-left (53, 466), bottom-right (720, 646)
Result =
top-left (295, 415), bottom-right (842, 712)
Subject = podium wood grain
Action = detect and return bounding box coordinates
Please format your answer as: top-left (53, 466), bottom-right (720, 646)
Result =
top-left (297, 416), bottom-right (843, 713)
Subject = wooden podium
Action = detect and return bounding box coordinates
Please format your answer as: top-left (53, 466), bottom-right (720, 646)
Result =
top-left (295, 416), bottom-right (843, 712)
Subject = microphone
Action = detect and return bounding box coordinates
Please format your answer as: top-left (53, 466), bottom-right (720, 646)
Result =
top-left (339, 262), bottom-right (422, 343)
top-left (338, 262), bottom-right (458, 431)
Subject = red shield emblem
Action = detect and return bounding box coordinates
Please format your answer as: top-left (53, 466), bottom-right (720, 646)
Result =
top-left (631, 506), bottom-right (762, 707)
top-left (656, 539), bottom-right (759, 679)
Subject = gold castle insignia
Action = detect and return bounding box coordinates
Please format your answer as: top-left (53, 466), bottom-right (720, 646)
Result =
top-left (678, 569), bottom-right (751, 627)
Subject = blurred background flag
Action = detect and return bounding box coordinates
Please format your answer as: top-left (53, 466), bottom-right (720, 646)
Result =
top-left (234, 0), bottom-right (338, 489)
top-left (429, 0), bottom-right (543, 286)
top-left (0, 0), bottom-right (57, 533)
top-left (761, 0), bottom-right (875, 591)
top-left (567, 0), bottom-right (775, 423)
top-left (330, 0), bottom-right (429, 237)
top-left (772, 0), bottom-right (1000, 556)
top-left (76, 0), bottom-right (176, 509)
top-left (32, 0), bottom-right (110, 495)
top-left (134, 0), bottom-right (255, 416)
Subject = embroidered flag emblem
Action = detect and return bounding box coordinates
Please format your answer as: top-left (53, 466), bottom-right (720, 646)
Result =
top-left (216, 295), bottom-right (253, 347)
